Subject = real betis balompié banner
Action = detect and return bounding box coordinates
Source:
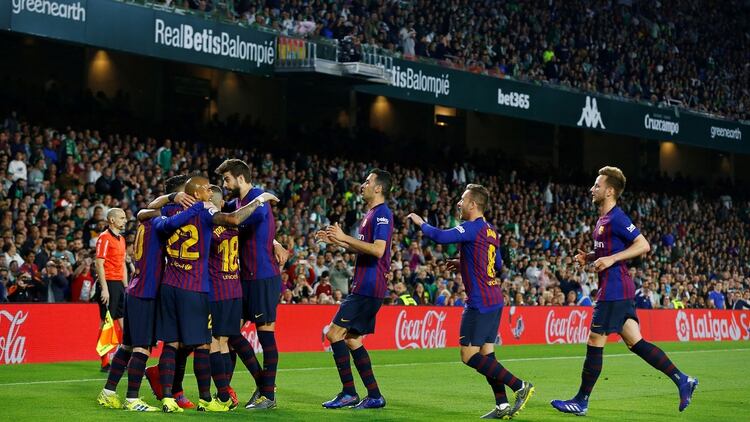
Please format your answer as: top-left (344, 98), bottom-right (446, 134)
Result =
top-left (3, 0), bottom-right (275, 75)
top-left (357, 58), bottom-right (749, 154)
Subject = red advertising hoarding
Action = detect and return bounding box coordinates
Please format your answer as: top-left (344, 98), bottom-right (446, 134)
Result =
top-left (2, 304), bottom-right (749, 364)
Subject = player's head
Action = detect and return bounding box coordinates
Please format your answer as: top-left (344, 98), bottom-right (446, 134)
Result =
top-left (209, 185), bottom-right (224, 209)
top-left (361, 168), bottom-right (392, 202)
top-left (164, 174), bottom-right (190, 193)
top-left (106, 208), bottom-right (127, 231)
top-left (185, 176), bottom-right (212, 202)
top-left (458, 184), bottom-right (490, 219)
top-left (215, 159), bottom-right (251, 197)
top-left (592, 166), bottom-right (626, 205)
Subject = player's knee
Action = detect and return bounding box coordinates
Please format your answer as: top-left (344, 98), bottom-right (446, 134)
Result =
top-left (344, 337), bottom-right (361, 350)
top-left (460, 349), bottom-right (474, 364)
top-left (326, 325), bottom-right (344, 343)
top-left (133, 346), bottom-right (150, 356)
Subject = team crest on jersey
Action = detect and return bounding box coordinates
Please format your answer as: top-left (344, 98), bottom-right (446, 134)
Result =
top-left (598, 225), bottom-right (605, 234)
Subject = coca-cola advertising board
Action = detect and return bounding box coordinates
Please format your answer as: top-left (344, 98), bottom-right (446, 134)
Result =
top-left (2, 304), bottom-right (749, 365)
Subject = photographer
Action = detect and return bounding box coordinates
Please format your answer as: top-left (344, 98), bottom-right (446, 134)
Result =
top-left (44, 259), bottom-right (69, 303)
top-left (7, 271), bottom-right (42, 302)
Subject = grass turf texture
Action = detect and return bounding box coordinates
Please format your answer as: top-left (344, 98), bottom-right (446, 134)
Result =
top-left (1, 341), bottom-right (748, 421)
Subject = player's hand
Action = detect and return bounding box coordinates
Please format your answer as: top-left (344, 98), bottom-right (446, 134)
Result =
top-left (203, 201), bottom-right (219, 212)
top-left (446, 259), bottom-right (460, 272)
top-left (256, 192), bottom-right (280, 204)
top-left (574, 249), bottom-right (588, 266)
top-left (406, 213), bottom-right (425, 226)
top-left (593, 256), bottom-right (615, 272)
top-left (174, 192), bottom-right (196, 208)
top-left (326, 223), bottom-right (346, 242)
top-left (100, 288), bottom-right (110, 306)
top-left (274, 241), bottom-right (290, 267)
top-left (315, 230), bottom-right (332, 243)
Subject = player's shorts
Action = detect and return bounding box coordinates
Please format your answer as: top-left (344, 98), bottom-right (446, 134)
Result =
top-left (123, 295), bottom-right (156, 348)
top-left (157, 284), bottom-right (211, 346)
top-left (459, 306), bottom-right (502, 347)
top-left (590, 299), bottom-right (639, 335)
top-left (210, 298), bottom-right (243, 337)
top-left (94, 280), bottom-right (125, 320)
top-left (332, 293), bottom-right (383, 335)
top-left (241, 276), bottom-right (282, 324)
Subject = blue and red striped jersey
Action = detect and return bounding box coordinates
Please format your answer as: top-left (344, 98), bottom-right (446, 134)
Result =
top-left (594, 206), bottom-right (640, 301)
top-left (421, 217), bottom-right (503, 312)
top-left (209, 225), bottom-right (242, 301)
top-left (162, 202), bottom-right (217, 293)
top-left (229, 188), bottom-right (280, 281)
top-left (350, 203), bottom-right (393, 299)
top-left (127, 210), bottom-right (202, 299)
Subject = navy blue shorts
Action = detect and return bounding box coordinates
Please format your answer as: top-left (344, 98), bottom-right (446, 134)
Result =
top-left (210, 298), bottom-right (243, 337)
top-left (332, 294), bottom-right (383, 335)
top-left (591, 299), bottom-right (639, 335)
top-left (157, 284), bottom-right (211, 346)
top-left (241, 276), bottom-right (282, 324)
top-left (460, 306), bottom-right (502, 346)
top-left (123, 295), bottom-right (157, 348)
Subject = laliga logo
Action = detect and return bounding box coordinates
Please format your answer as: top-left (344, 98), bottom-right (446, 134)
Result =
top-left (545, 310), bottom-right (589, 344)
top-left (395, 310), bottom-right (447, 349)
top-left (0, 310), bottom-right (28, 364)
top-left (675, 310), bottom-right (743, 341)
top-left (675, 311), bottom-right (691, 342)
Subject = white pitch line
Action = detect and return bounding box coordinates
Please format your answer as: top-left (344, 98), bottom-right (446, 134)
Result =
top-left (0, 347), bottom-right (747, 387)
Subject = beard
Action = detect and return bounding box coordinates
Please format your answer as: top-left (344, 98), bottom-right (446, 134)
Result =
top-left (229, 187), bottom-right (241, 199)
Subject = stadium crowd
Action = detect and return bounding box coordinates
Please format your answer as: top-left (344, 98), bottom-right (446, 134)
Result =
top-left (1, 111), bottom-right (748, 310)
top-left (169, 0), bottom-right (749, 121)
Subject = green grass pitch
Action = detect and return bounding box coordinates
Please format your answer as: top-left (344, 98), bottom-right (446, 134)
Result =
top-left (1, 341), bottom-right (748, 421)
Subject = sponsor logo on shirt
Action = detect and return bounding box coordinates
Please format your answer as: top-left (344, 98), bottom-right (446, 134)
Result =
top-left (626, 224), bottom-right (636, 233)
top-left (455, 225), bottom-right (465, 233)
top-left (376, 217), bottom-right (390, 225)
top-left (594, 240), bottom-right (605, 249)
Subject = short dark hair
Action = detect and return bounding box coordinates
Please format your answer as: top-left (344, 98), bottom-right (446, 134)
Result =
top-left (215, 159), bottom-right (251, 182)
top-left (165, 175), bottom-right (189, 193)
top-left (465, 184), bottom-right (490, 212)
top-left (370, 168), bottom-right (392, 199)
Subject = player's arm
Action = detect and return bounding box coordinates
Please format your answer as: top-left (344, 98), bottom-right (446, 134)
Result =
top-left (122, 258), bottom-right (128, 286)
top-left (236, 191), bottom-right (276, 229)
top-left (137, 209), bottom-right (160, 222)
top-left (315, 229), bottom-right (353, 251)
top-left (212, 192), bottom-right (280, 226)
top-left (147, 192), bottom-right (196, 210)
top-left (326, 222), bottom-right (386, 258)
top-left (407, 213), bottom-right (468, 244)
top-left (593, 234), bottom-right (650, 272)
top-left (156, 203), bottom-right (204, 234)
top-left (574, 248), bottom-right (595, 265)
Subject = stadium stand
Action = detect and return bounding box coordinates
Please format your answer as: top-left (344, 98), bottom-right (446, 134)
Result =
top-left (1, 110), bottom-right (747, 309)
top-left (168, 0), bottom-right (750, 121)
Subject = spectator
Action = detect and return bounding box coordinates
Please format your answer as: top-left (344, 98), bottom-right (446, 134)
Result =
top-left (44, 259), bottom-right (69, 303)
top-left (708, 282), bottom-right (726, 309)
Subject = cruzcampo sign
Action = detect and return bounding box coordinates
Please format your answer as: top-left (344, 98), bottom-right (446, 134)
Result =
top-left (357, 58), bottom-right (749, 154)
